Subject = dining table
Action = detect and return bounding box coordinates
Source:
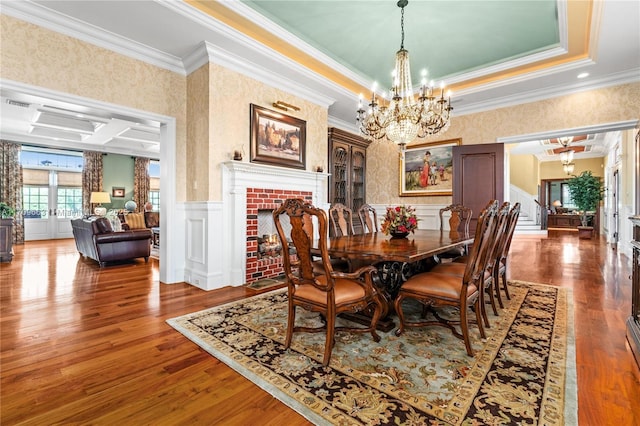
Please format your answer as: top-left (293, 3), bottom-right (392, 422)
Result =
top-left (315, 229), bottom-right (473, 331)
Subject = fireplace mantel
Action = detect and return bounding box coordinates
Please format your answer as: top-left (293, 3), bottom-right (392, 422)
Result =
top-left (221, 161), bottom-right (330, 287)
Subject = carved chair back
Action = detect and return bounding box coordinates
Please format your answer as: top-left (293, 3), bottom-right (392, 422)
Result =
top-left (358, 203), bottom-right (379, 234)
top-left (329, 203), bottom-right (355, 237)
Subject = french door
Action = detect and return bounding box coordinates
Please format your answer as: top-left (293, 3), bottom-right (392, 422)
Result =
top-left (23, 171), bottom-right (82, 241)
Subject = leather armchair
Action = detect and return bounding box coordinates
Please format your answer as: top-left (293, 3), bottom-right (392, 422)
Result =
top-left (71, 217), bottom-right (152, 267)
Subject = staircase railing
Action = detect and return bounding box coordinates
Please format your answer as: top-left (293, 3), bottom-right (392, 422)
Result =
top-left (534, 199), bottom-right (548, 229)
top-left (509, 185), bottom-right (539, 224)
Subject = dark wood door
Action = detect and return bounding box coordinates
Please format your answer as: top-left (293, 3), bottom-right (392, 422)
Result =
top-left (452, 143), bottom-right (504, 231)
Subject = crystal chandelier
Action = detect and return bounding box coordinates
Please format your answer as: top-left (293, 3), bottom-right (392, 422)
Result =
top-left (557, 136), bottom-right (575, 175)
top-left (563, 162), bottom-right (575, 175)
top-left (559, 149), bottom-right (574, 164)
top-left (356, 0), bottom-right (452, 151)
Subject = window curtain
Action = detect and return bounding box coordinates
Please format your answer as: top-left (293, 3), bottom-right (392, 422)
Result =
top-left (133, 157), bottom-right (150, 212)
top-left (82, 151), bottom-right (103, 215)
top-left (0, 141), bottom-right (24, 245)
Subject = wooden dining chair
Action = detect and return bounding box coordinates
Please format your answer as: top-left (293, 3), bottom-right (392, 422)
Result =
top-left (493, 202), bottom-right (521, 302)
top-left (328, 203), bottom-right (355, 237)
top-left (430, 202), bottom-right (510, 323)
top-left (437, 204), bottom-right (472, 262)
top-left (357, 203), bottom-right (379, 234)
top-left (394, 200), bottom-right (499, 356)
top-left (273, 198), bottom-right (384, 366)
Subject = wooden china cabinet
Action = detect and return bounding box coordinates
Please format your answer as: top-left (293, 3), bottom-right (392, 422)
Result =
top-left (327, 128), bottom-right (371, 234)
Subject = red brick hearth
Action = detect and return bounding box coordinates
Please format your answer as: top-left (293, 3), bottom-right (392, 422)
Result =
top-left (245, 188), bottom-right (312, 283)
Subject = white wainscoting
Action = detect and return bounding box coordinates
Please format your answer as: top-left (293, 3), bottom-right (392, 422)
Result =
top-left (183, 201), bottom-right (223, 291)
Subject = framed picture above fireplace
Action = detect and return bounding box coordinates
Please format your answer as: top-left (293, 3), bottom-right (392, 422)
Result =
top-left (250, 103), bottom-right (306, 170)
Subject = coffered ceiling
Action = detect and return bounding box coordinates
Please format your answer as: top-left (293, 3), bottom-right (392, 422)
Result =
top-left (1, 0), bottom-right (638, 160)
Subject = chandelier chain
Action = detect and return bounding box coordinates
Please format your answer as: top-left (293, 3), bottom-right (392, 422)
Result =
top-left (400, 6), bottom-right (405, 50)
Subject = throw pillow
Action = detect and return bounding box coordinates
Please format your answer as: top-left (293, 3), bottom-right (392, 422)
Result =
top-left (125, 212), bottom-right (146, 229)
top-left (94, 217), bottom-right (113, 234)
top-left (144, 212), bottom-right (159, 228)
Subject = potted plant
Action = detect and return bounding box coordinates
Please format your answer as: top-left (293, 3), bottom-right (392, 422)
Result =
top-left (0, 202), bottom-right (15, 219)
top-left (0, 202), bottom-right (16, 262)
top-left (565, 171), bottom-right (604, 239)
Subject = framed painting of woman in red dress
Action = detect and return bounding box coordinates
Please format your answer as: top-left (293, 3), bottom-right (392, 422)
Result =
top-left (399, 138), bottom-right (461, 196)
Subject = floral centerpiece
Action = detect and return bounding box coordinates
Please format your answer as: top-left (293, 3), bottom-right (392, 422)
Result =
top-left (381, 205), bottom-right (418, 238)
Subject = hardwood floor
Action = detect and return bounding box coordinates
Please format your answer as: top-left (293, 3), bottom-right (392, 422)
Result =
top-left (1, 232), bottom-right (639, 425)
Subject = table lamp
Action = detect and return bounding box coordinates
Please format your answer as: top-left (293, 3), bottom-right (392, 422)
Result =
top-left (90, 191), bottom-right (111, 216)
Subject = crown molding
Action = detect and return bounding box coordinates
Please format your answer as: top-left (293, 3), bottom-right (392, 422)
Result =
top-left (455, 57), bottom-right (595, 99)
top-left (445, 0), bottom-right (569, 86)
top-left (217, 0), bottom-right (371, 89)
top-left (497, 119), bottom-right (639, 144)
top-left (222, 0), bottom-right (571, 90)
top-left (445, 46), bottom-right (568, 86)
top-left (147, 1), bottom-right (340, 108)
top-left (327, 115), bottom-right (359, 135)
top-left (1, 1), bottom-right (185, 75)
top-left (183, 41), bottom-right (335, 108)
top-left (453, 67), bottom-right (640, 117)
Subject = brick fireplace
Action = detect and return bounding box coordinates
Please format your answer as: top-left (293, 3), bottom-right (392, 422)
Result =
top-left (222, 161), bottom-right (329, 287)
top-left (245, 188), bottom-right (312, 283)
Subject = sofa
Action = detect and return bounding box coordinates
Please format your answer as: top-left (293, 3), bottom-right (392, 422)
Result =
top-left (71, 217), bottom-right (152, 267)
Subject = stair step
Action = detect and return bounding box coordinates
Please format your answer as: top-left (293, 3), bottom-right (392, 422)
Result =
top-left (514, 215), bottom-right (546, 235)
top-left (514, 228), bottom-right (548, 235)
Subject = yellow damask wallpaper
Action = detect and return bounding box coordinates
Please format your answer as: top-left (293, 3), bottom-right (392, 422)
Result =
top-left (186, 64), bottom-right (211, 201)
top-left (366, 82), bottom-right (640, 204)
top-left (207, 63), bottom-right (328, 200)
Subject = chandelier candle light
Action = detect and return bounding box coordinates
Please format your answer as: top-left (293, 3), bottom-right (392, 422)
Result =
top-left (356, 0), bottom-right (453, 151)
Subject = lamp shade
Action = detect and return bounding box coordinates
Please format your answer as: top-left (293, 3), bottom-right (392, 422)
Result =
top-left (90, 192), bottom-right (111, 204)
top-left (552, 200), bottom-right (562, 207)
top-left (90, 192), bottom-right (110, 216)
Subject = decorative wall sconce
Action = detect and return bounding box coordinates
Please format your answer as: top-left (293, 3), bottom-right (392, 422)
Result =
top-left (272, 101), bottom-right (300, 112)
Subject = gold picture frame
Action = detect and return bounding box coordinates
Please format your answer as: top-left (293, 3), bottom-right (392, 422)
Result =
top-left (399, 138), bottom-right (461, 196)
top-left (250, 104), bottom-right (306, 169)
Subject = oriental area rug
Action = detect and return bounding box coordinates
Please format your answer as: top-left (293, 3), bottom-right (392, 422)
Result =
top-left (167, 280), bottom-right (576, 425)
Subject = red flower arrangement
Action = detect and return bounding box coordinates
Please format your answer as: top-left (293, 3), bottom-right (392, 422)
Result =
top-left (381, 205), bottom-right (419, 235)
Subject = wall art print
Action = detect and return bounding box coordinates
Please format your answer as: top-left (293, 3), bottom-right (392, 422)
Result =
top-left (399, 138), bottom-right (461, 196)
top-left (250, 104), bottom-right (306, 169)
